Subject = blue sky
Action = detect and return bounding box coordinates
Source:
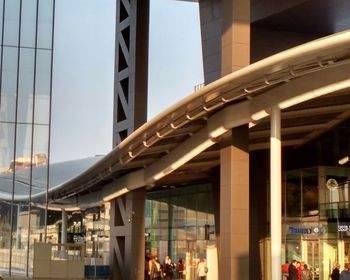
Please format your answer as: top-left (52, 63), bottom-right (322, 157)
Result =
top-left (50, 0), bottom-right (203, 163)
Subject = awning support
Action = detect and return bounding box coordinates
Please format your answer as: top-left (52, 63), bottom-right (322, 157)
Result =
top-left (270, 106), bottom-right (282, 280)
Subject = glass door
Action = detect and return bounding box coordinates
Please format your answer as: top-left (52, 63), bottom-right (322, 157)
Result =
top-left (306, 240), bottom-right (320, 280)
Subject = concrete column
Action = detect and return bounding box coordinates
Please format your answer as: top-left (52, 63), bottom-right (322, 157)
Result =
top-left (221, 0), bottom-right (250, 75)
top-left (110, 188), bottom-right (146, 280)
top-left (270, 106), bottom-right (281, 280)
top-left (219, 126), bottom-right (249, 280)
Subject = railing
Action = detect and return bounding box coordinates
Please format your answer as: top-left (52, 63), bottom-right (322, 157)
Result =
top-left (319, 202), bottom-right (350, 219)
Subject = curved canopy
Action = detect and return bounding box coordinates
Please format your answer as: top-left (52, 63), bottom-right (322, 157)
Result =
top-left (0, 157), bottom-right (102, 202)
top-left (3, 30), bottom-right (350, 209)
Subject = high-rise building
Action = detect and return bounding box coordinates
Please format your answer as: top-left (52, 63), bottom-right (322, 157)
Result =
top-left (0, 0), bottom-right (54, 275)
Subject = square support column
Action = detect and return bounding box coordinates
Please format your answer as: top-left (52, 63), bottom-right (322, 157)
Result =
top-left (219, 126), bottom-right (249, 280)
top-left (110, 188), bottom-right (146, 280)
top-left (221, 0), bottom-right (250, 75)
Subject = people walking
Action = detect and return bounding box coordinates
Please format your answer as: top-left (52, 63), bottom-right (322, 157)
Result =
top-left (288, 260), bottom-right (298, 280)
top-left (177, 258), bottom-right (185, 279)
top-left (301, 264), bottom-right (312, 280)
top-left (163, 256), bottom-right (174, 280)
top-left (340, 263), bottom-right (350, 280)
top-left (197, 258), bottom-right (208, 280)
top-left (296, 261), bottom-right (302, 280)
top-left (331, 263), bottom-right (341, 280)
top-left (150, 256), bottom-right (162, 280)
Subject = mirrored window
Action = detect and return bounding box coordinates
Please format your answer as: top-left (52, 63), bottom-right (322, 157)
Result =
top-left (34, 50), bottom-right (51, 124)
top-left (0, 122), bottom-right (15, 174)
top-left (18, 48), bottom-right (35, 123)
top-left (0, 201), bottom-right (11, 271)
top-left (20, 0), bottom-right (37, 48)
top-left (3, 0), bottom-right (20, 46)
top-left (37, 0), bottom-right (53, 49)
top-left (1, 47), bottom-right (18, 123)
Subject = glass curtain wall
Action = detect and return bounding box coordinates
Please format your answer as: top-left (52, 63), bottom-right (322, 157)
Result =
top-left (0, 0), bottom-right (55, 276)
top-left (282, 166), bottom-right (350, 280)
top-left (145, 184), bottom-right (215, 280)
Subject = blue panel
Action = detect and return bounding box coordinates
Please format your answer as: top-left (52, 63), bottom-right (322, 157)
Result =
top-left (84, 266), bottom-right (95, 278)
top-left (96, 266), bottom-right (109, 278)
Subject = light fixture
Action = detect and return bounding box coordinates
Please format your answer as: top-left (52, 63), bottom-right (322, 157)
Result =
top-left (278, 79), bottom-right (350, 109)
top-left (326, 178), bottom-right (338, 190)
top-left (248, 122), bottom-right (256, 128)
top-left (169, 139), bottom-right (214, 171)
top-left (65, 207), bottom-right (81, 211)
top-left (251, 109), bottom-right (269, 121)
top-left (103, 187), bottom-right (129, 202)
top-left (209, 126), bottom-right (227, 138)
top-left (339, 156), bottom-right (349, 165)
top-left (151, 139), bottom-right (214, 182)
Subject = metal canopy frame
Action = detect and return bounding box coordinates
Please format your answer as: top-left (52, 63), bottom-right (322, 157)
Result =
top-left (4, 30), bottom-right (350, 209)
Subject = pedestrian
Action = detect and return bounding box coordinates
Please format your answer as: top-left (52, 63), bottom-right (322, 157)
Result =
top-left (296, 261), bottom-right (302, 280)
top-left (163, 256), bottom-right (174, 280)
top-left (331, 263), bottom-right (340, 280)
top-left (288, 260), bottom-right (298, 280)
top-left (340, 263), bottom-right (350, 280)
top-left (197, 258), bottom-right (208, 280)
top-left (150, 256), bottom-right (162, 280)
top-left (177, 258), bottom-right (185, 279)
top-left (301, 264), bottom-right (312, 280)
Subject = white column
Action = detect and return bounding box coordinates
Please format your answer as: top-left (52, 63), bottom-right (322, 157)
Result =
top-left (61, 209), bottom-right (67, 245)
top-left (270, 106), bottom-right (282, 280)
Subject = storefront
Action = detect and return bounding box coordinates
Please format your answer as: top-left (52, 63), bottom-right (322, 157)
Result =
top-left (281, 166), bottom-right (350, 279)
top-left (145, 184), bottom-right (217, 279)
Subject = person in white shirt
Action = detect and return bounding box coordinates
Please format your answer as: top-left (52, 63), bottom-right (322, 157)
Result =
top-left (197, 259), bottom-right (208, 280)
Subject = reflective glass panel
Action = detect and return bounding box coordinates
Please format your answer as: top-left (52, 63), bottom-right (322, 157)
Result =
top-left (151, 200), bottom-right (160, 228)
top-left (34, 50), bottom-right (51, 124)
top-left (186, 194), bottom-right (196, 227)
top-left (145, 184), bottom-right (215, 274)
top-left (186, 226), bottom-right (196, 240)
top-left (18, 48), bottom-right (35, 123)
top-left (20, 0), bottom-right (37, 48)
top-left (0, 200), bottom-right (11, 273)
top-left (0, 122), bottom-right (15, 174)
top-left (302, 169), bottom-right (319, 216)
top-left (37, 0), bottom-right (53, 49)
top-left (145, 200), bottom-right (152, 228)
top-left (1, 47), bottom-right (18, 123)
top-left (27, 205), bottom-right (46, 276)
top-left (15, 123), bottom-right (33, 166)
top-left (285, 170), bottom-right (301, 217)
top-left (32, 125), bottom-right (49, 168)
top-left (0, 0), bottom-right (4, 44)
top-left (11, 202), bottom-right (29, 274)
top-left (3, 0), bottom-right (20, 46)
top-left (159, 201), bottom-right (169, 229)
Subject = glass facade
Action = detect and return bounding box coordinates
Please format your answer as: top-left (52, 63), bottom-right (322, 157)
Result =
top-left (0, 0), bottom-right (54, 276)
top-left (145, 184), bottom-right (216, 280)
top-left (281, 166), bottom-right (350, 280)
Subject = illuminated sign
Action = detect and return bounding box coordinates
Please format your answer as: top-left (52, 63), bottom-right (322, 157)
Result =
top-left (288, 227), bottom-right (312, 234)
top-left (338, 225), bottom-right (350, 232)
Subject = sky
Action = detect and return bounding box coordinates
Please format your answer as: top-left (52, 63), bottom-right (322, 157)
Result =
top-left (50, 0), bottom-right (203, 163)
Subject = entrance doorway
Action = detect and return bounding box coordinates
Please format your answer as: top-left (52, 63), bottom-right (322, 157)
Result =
top-left (305, 240), bottom-right (320, 279)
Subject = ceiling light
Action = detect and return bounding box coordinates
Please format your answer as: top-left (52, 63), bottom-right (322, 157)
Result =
top-left (339, 156), bottom-right (349, 165)
top-left (279, 79), bottom-right (350, 109)
top-left (103, 187), bottom-right (129, 202)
